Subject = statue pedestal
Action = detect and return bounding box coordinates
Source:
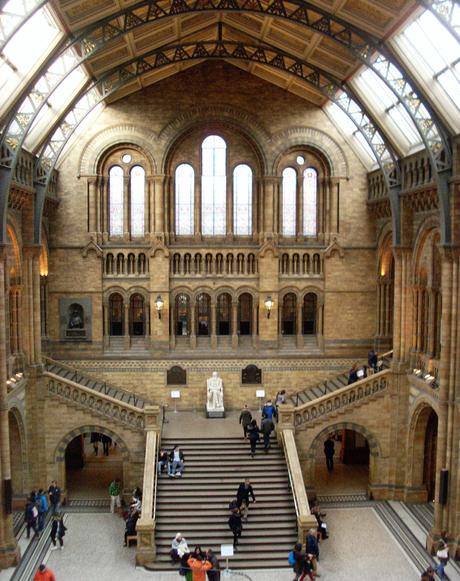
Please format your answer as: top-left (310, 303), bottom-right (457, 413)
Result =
top-left (206, 407), bottom-right (225, 418)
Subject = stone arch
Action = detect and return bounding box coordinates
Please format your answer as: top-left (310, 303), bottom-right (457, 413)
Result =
top-left (103, 286), bottom-right (128, 301)
top-left (54, 425), bottom-right (130, 463)
top-left (278, 287), bottom-right (301, 301)
top-left (406, 401), bottom-right (439, 499)
top-left (299, 287), bottom-right (323, 303)
top-left (127, 286), bottom-right (149, 301)
top-left (159, 104), bottom-right (269, 173)
top-left (77, 125), bottom-right (157, 175)
top-left (8, 406), bottom-right (28, 495)
top-left (412, 217), bottom-right (440, 280)
top-left (269, 127), bottom-right (349, 178)
top-left (191, 286), bottom-right (215, 302)
top-left (308, 422), bottom-right (381, 459)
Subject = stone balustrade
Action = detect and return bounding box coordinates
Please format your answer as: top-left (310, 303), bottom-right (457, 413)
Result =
top-left (46, 376), bottom-right (145, 430)
top-left (293, 369), bottom-right (390, 428)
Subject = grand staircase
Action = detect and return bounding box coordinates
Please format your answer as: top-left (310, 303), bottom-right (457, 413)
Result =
top-left (288, 351), bottom-right (393, 406)
top-left (151, 436), bottom-right (297, 570)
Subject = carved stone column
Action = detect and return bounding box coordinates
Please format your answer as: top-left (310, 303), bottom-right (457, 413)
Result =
top-left (104, 300), bottom-right (110, 348)
top-left (153, 175), bottom-right (165, 236)
top-left (144, 302), bottom-right (150, 349)
top-left (392, 247), bottom-right (412, 367)
top-left (190, 303), bottom-right (196, 349)
top-left (124, 303), bottom-right (130, 350)
top-left (87, 177), bottom-right (97, 240)
top-left (210, 302), bottom-right (217, 349)
top-left (251, 302), bottom-right (258, 349)
top-left (296, 302), bottom-right (303, 349)
top-left (0, 251), bottom-right (19, 567)
top-left (231, 301), bottom-right (238, 349)
top-left (123, 173), bottom-right (130, 242)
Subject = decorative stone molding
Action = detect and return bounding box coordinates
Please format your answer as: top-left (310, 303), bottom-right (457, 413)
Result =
top-left (81, 240), bottom-right (103, 258)
top-left (77, 124), bottom-right (158, 176)
top-left (269, 126), bottom-right (349, 178)
top-left (47, 377), bottom-right (145, 431)
top-left (294, 371), bottom-right (390, 431)
top-left (324, 237), bottom-right (344, 259)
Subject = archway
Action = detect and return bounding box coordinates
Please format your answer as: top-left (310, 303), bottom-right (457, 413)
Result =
top-left (57, 427), bottom-right (128, 500)
top-left (217, 293), bottom-right (231, 335)
top-left (196, 293), bottom-right (211, 336)
top-left (282, 293), bottom-right (296, 335)
top-left (109, 293), bottom-right (124, 336)
top-left (409, 405), bottom-right (438, 501)
top-left (303, 293), bottom-right (317, 334)
top-left (8, 409), bottom-right (26, 496)
top-left (129, 293), bottom-right (145, 336)
top-left (310, 423), bottom-right (379, 497)
top-left (238, 293), bottom-right (252, 335)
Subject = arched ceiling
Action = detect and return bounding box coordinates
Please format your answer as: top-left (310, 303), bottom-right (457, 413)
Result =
top-left (53, 0), bottom-right (417, 106)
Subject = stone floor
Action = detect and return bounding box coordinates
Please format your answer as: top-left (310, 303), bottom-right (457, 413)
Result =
top-left (38, 508), bottom-right (422, 581)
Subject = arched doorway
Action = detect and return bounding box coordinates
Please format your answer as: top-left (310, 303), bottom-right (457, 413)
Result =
top-left (109, 293), bottom-right (124, 336)
top-left (409, 405), bottom-right (438, 501)
top-left (238, 293), bottom-right (252, 335)
top-left (313, 427), bottom-right (372, 496)
top-left (282, 293), bottom-right (296, 335)
top-left (196, 293), bottom-right (211, 336)
top-left (130, 293), bottom-right (145, 336)
top-left (217, 293), bottom-right (231, 335)
top-left (175, 293), bottom-right (190, 336)
top-left (8, 409), bottom-right (26, 496)
top-left (63, 430), bottom-right (124, 500)
top-left (303, 293), bottom-right (317, 334)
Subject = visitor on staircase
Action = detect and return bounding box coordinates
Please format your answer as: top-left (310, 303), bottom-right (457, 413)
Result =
top-left (347, 363), bottom-right (359, 384)
top-left (306, 528), bottom-right (321, 577)
top-left (187, 555), bottom-right (212, 580)
top-left (48, 480), bottom-right (61, 515)
top-left (275, 390), bottom-right (286, 419)
top-left (33, 564), bottom-right (56, 581)
top-left (169, 445), bottom-right (185, 478)
top-left (368, 349), bottom-right (378, 373)
top-left (24, 495), bottom-right (38, 539)
top-left (36, 488), bottom-right (48, 532)
top-left (50, 512), bottom-right (67, 550)
top-left (247, 419), bottom-right (260, 457)
top-left (261, 415), bottom-right (275, 451)
top-left (157, 448), bottom-right (169, 474)
top-left (171, 532), bottom-right (189, 562)
top-left (236, 479), bottom-right (256, 522)
top-left (262, 399), bottom-right (277, 422)
top-left (238, 404), bottom-right (252, 438)
top-left (228, 510), bottom-right (243, 549)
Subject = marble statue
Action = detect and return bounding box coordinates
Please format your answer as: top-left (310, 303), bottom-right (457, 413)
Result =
top-left (206, 371), bottom-right (225, 417)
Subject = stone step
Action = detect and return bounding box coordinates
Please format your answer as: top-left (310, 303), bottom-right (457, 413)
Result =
top-left (156, 515), bottom-right (296, 529)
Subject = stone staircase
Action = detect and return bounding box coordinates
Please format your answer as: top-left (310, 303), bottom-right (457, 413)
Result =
top-left (288, 352), bottom-right (393, 406)
top-left (151, 436), bottom-right (297, 570)
top-left (105, 336), bottom-right (150, 357)
top-left (43, 356), bottom-right (148, 409)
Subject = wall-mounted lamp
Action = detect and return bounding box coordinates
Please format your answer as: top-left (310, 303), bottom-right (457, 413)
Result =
top-left (155, 295), bottom-right (164, 319)
top-left (264, 295), bottom-right (274, 319)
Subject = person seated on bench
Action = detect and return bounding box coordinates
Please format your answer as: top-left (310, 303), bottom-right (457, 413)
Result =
top-left (169, 445), bottom-right (185, 478)
top-left (123, 512), bottom-right (139, 546)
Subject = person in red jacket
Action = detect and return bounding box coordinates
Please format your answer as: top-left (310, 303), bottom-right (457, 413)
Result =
top-left (34, 564), bottom-right (55, 581)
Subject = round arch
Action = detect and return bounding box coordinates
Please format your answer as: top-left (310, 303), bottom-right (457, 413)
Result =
top-left (8, 406), bottom-right (28, 495)
top-left (309, 422), bottom-right (382, 459)
top-left (54, 425), bottom-right (131, 497)
top-left (406, 402), bottom-right (439, 500)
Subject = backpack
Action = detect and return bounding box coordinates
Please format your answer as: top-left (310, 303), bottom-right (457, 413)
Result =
top-left (288, 550), bottom-right (296, 566)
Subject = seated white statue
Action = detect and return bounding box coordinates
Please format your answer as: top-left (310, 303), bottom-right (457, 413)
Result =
top-left (207, 371), bottom-right (224, 411)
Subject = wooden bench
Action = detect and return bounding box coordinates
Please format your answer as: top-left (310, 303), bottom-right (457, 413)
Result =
top-left (126, 534), bottom-right (137, 547)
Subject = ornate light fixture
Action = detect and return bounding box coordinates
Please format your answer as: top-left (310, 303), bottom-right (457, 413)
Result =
top-left (264, 295), bottom-right (274, 319)
top-left (155, 295), bottom-right (164, 319)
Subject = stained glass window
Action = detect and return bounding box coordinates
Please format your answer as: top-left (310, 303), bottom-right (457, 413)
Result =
top-left (130, 165), bottom-right (145, 237)
top-left (303, 167), bottom-right (317, 236)
top-left (175, 163), bottom-right (195, 235)
top-left (233, 164), bottom-right (252, 236)
top-left (282, 167), bottom-right (296, 236)
top-left (109, 165), bottom-right (124, 237)
top-left (202, 135), bottom-right (226, 235)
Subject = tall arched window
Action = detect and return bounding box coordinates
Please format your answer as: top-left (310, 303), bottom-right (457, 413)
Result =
top-left (175, 163), bottom-right (195, 235)
top-left (303, 167), bottom-right (317, 236)
top-left (282, 167), bottom-right (296, 236)
top-left (202, 135), bottom-right (226, 235)
top-left (130, 165), bottom-right (145, 237)
top-left (109, 165), bottom-right (124, 236)
top-left (233, 164), bottom-right (252, 236)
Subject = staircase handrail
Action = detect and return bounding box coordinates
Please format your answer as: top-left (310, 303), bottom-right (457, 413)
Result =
top-left (43, 355), bottom-right (149, 410)
top-left (44, 370), bottom-right (146, 430)
top-left (279, 427), bottom-right (317, 544)
top-left (293, 367), bottom-right (391, 413)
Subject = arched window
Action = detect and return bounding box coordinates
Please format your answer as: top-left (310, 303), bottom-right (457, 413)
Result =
top-left (175, 163), bottom-right (195, 235)
top-left (196, 293), bottom-right (211, 336)
top-left (303, 167), bottom-right (317, 236)
top-left (109, 293), bottom-right (123, 336)
top-left (130, 294), bottom-right (144, 336)
top-left (217, 293), bottom-right (232, 335)
top-left (130, 165), bottom-right (145, 237)
top-left (233, 164), bottom-right (252, 235)
top-left (282, 168), bottom-right (296, 236)
top-left (109, 165), bottom-right (124, 237)
top-left (282, 293), bottom-right (296, 335)
top-left (202, 135), bottom-right (226, 236)
top-left (175, 294), bottom-right (190, 336)
top-left (303, 293), bottom-right (317, 334)
top-left (238, 293), bottom-right (252, 335)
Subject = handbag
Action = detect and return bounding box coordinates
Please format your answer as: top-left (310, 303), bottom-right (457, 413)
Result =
top-left (437, 547), bottom-right (448, 560)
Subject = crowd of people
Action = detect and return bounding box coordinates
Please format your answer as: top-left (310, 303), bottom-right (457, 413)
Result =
top-left (238, 394), bottom-right (285, 457)
top-left (347, 350), bottom-right (383, 385)
top-left (24, 481), bottom-right (62, 541)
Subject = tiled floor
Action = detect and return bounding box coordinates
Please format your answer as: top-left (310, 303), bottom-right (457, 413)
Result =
top-left (42, 508), bottom-right (421, 581)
